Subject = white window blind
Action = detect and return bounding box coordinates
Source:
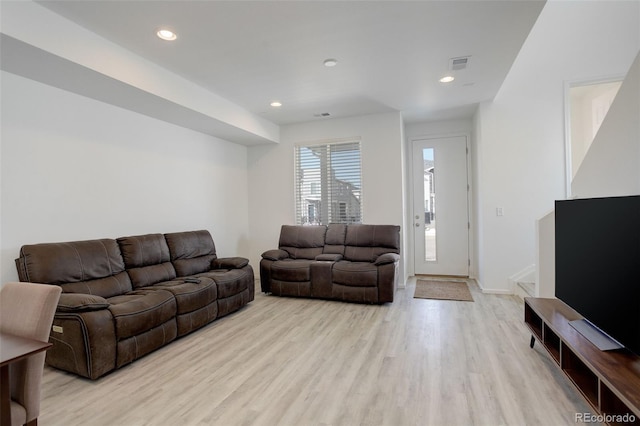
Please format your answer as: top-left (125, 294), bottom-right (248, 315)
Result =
top-left (295, 140), bottom-right (362, 225)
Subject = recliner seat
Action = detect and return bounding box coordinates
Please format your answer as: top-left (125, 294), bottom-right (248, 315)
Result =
top-left (15, 229), bottom-right (253, 379)
top-left (260, 224), bottom-right (400, 304)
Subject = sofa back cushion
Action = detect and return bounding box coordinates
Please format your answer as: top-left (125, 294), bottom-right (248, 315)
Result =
top-left (117, 233), bottom-right (176, 288)
top-left (16, 239), bottom-right (132, 298)
top-left (323, 223), bottom-right (347, 255)
top-left (279, 225), bottom-right (327, 259)
top-left (344, 225), bottom-right (401, 262)
top-left (164, 230), bottom-right (217, 277)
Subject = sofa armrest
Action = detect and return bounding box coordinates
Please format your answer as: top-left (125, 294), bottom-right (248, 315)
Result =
top-left (57, 293), bottom-right (110, 313)
top-left (374, 253), bottom-right (400, 266)
top-left (315, 253), bottom-right (343, 261)
top-left (50, 308), bottom-right (116, 379)
top-left (261, 249), bottom-right (289, 261)
top-left (211, 257), bottom-right (249, 269)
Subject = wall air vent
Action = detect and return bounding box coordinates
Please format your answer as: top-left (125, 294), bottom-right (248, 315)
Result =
top-left (449, 56), bottom-right (470, 71)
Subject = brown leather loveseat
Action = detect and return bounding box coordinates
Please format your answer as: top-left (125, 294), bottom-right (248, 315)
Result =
top-left (15, 230), bottom-right (253, 379)
top-left (260, 224), bottom-right (400, 304)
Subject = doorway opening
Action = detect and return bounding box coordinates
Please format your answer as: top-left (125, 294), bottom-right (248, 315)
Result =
top-left (565, 78), bottom-right (622, 197)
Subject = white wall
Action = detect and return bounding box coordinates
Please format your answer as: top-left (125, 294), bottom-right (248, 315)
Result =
top-left (1, 72), bottom-right (250, 284)
top-left (247, 112), bottom-right (407, 283)
top-left (473, 1), bottom-right (640, 293)
top-left (472, 113), bottom-right (484, 289)
top-left (398, 119), bottom-right (410, 285)
top-left (536, 210), bottom-right (555, 298)
top-left (405, 120), bottom-right (473, 139)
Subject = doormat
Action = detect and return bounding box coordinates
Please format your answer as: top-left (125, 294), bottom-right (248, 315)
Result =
top-left (414, 280), bottom-right (474, 302)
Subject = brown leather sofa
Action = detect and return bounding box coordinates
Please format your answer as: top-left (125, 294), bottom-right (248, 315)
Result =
top-left (15, 230), bottom-right (253, 380)
top-left (260, 224), bottom-right (400, 304)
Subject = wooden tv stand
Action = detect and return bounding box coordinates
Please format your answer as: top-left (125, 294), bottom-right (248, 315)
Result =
top-left (524, 297), bottom-right (640, 425)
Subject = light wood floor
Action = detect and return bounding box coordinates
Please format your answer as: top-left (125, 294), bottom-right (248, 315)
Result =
top-left (40, 278), bottom-right (594, 425)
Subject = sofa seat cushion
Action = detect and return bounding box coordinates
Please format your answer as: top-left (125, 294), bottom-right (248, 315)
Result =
top-left (107, 289), bottom-right (176, 339)
top-left (270, 259), bottom-right (314, 282)
top-left (332, 261), bottom-right (378, 287)
top-left (200, 268), bottom-right (251, 299)
top-left (150, 277), bottom-right (217, 315)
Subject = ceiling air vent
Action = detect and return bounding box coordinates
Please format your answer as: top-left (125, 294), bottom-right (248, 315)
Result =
top-left (449, 56), bottom-right (470, 71)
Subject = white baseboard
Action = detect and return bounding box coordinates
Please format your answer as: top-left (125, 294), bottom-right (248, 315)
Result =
top-left (474, 277), bottom-right (517, 295)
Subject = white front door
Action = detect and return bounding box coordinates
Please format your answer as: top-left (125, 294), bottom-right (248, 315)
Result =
top-left (412, 136), bottom-right (469, 276)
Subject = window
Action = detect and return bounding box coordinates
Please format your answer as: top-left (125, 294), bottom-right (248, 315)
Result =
top-left (310, 182), bottom-right (320, 195)
top-left (308, 204), bottom-right (316, 223)
top-left (338, 202), bottom-right (347, 222)
top-left (295, 140), bottom-right (362, 225)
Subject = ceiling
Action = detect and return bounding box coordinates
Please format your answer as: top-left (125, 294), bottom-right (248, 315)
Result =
top-left (34, 0), bottom-right (545, 126)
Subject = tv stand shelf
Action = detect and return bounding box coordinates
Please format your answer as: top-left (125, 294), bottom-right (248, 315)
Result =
top-left (524, 297), bottom-right (640, 425)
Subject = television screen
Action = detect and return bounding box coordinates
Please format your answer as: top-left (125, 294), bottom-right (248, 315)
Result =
top-left (555, 195), bottom-right (640, 355)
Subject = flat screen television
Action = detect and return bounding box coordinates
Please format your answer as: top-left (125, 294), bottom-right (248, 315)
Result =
top-left (555, 195), bottom-right (640, 355)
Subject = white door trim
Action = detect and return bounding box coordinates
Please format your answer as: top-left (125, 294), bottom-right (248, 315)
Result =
top-left (408, 132), bottom-right (472, 277)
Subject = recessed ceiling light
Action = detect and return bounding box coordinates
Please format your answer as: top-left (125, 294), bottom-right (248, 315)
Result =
top-left (323, 59), bottom-right (338, 67)
top-left (157, 29), bottom-right (177, 41)
top-left (270, 101), bottom-right (282, 107)
top-left (439, 75), bottom-right (455, 83)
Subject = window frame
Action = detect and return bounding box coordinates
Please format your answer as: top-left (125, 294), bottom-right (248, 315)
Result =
top-left (294, 138), bottom-right (363, 226)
